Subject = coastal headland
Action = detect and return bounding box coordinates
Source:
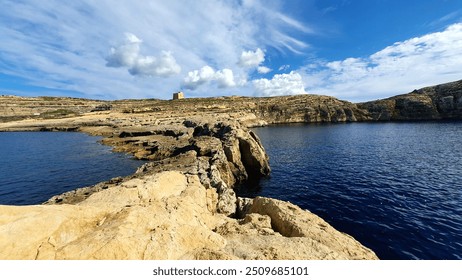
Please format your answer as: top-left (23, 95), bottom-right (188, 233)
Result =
top-left (0, 79), bottom-right (460, 259)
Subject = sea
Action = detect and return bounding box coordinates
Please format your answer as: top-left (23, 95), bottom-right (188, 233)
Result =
top-left (242, 122), bottom-right (462, 260)
top-left (1, 123), bottom-right (461, 260)
top-left (0, 132), bottom-right (144, 205)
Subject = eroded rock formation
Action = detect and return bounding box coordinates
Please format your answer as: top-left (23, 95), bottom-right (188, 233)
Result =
top-left (0, 113), bottom-right (378, 259)
top-left (68, 118), bottom-right (271, 217)
top-left (359, 79), bottom-right (462, 121)
top-left (0, 171), bottom-right (377, 260)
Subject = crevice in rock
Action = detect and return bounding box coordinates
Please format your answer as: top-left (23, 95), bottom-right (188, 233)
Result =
top-left (171, 145), bottom-right (200, 157)
top-left (238, 138), bottom-right (268, 182)
top-left (119, 131), bottom-right (154, 138)
top-left (34, 243), bottom-right (44, 260)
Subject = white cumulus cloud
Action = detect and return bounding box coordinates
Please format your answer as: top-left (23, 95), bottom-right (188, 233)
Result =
top-left (129, 51), bottom-right (181, 77)
top-left (183, 66), bottom-right (236, 89)
top-left (239, 48), bottom-right (265, 67)
top-left (257, 66), bottom-right (272, 74)
top-left (183, 65), bottom-right (215, 88)
top-left (253, 71), bottom-right (306, 96)
top-left (215, 69), bottom-right (237, 88)
top-left (105, 33), bottom-right (142, 68)
top-left (106, 33), bottom-right (181, 77)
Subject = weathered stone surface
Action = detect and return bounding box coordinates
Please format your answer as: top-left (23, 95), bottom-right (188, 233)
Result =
top-left (0, 172), bottom-right (225, 259)
top-left (0, 96), bottom-right (105, 123)
top-left (0, 171), bottom-right (378, 260)
top-left (40, 118), bottom-right (269, 218)
top-left (251, 95), bottom-right (369, 123)
top-left (245, 197), bottom-right (377, 259)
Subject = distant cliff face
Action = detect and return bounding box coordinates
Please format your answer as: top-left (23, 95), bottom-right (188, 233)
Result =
top-left (250, 95), bottom-right (371, 123)
top-left (0, 96), bottom-right (106, 122)
top-left (358, 80), bottom-right (462, 121)
top-left (2, 79), bottom-right (462, 124)
top-left (0, 94), bottom-right (372, 125)
top-left (109, 94), bottom-right (372, 124)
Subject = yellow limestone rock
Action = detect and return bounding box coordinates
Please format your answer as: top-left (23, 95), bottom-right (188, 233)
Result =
top-left (0, 171), bottom-right (378, 260)
top-left (0, 171), bottom-right (225, 259)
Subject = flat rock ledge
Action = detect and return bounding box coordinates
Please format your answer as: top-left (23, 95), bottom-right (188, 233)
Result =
top-left (0, 114), bottom-right (378, 260)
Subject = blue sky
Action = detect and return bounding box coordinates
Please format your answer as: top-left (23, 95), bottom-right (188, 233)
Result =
top-left (1, 0), bottom-right (461, 101)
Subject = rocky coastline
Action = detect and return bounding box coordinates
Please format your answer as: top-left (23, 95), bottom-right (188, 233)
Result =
top-left (0, 111), bottom-right (377, 259)
top-left (1, 79), bottom-right (460, 260)
top-left (1, 79), bottom-right (461, 125)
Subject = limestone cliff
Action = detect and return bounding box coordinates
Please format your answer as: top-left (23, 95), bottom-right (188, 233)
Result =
top-left (0, 93), bottom-right (371, 125)
top-left (250, 95), bottom-right (370, 123)
top-left (0, 95), bottom-right (107, 123)
top-left (358, 79), bottom-right (462, 121)
top-left (2, 79), bottom-right (462, 124)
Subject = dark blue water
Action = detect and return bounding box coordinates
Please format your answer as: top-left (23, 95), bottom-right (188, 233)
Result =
top-left (0, 132), bottom-right (144, 205)
top-left (246, 122), bottom-right (462, 260)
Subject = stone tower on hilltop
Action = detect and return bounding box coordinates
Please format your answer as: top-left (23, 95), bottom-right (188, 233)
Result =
top-left (173, 91), bottom-right (184, 100)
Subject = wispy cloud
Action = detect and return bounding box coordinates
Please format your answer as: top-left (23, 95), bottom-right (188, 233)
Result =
top-left (302, 23), bottom-right (462, 101)
top-left (6, 0), bottom-right (457, 102)
top-left (0, 0), bottom-right (311, 99)
top-left (278, 65), bottom-right (291, 71)
top-left (427, 10), bottom-right (462, 27)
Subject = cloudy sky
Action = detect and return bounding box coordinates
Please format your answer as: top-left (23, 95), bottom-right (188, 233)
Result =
top-left (1, 0), bottom-right (462, 101)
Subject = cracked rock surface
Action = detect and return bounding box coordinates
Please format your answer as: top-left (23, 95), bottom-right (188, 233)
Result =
top-left (0, 171), bottom-right (377, 260)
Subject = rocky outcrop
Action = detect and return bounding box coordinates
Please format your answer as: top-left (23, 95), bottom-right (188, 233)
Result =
top-left (359, 79), bottom-right (462, 121)
top-left (46, 118), bottom-right (269, 217)
top-left (0, 171), bottom-right (377, 260)
top-left (0, 172), bottom-right (224, 260)
top-left (0, 111), bottom-right (379, 259)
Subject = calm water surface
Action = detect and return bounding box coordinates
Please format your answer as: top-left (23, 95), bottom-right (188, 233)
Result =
top-left (245, 122), bottom-right (462, 260)
top-left (0, 132), bottom-right (144, 205)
